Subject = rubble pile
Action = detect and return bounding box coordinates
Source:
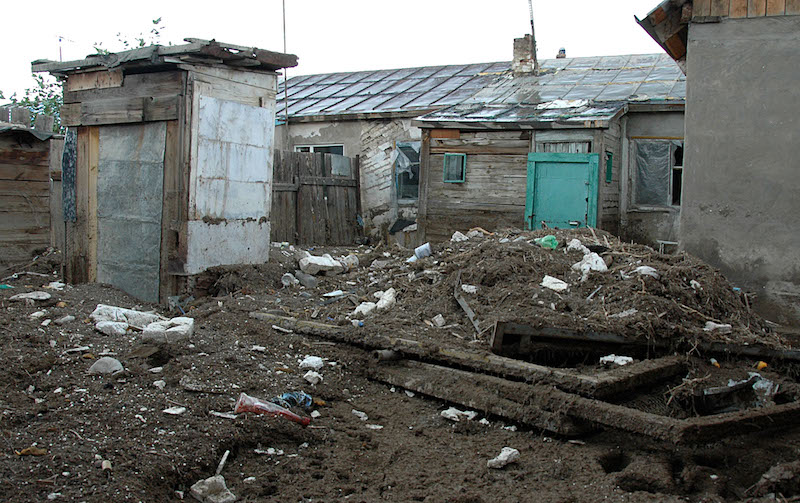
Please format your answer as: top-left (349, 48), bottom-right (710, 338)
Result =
top-left (312, 228), bottom-right (778, 350)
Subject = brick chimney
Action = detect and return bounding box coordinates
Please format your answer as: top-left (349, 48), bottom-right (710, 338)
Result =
top-left (513, 34), bottom-right (535, 75)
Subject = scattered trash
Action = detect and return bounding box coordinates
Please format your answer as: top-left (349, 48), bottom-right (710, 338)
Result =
top-left (633, 266), bottom-right (659, 279)
top-left (756, 361), bottom-right (768, 370)
top-left (352, 409), bottom-right (368, 421)
top-left (142, 317), bottom-right (195, 343)
top-left (432, 314), bottom-right (446, 327)
top-left (87, 357), bottom-right (124, 375)
top-left (90, 304), bottom-right (162, 327)
top-left (376, 288), bottom-right (396, 310)
top-left (541, 275), bottom-right (568, 292)
top-left (299, 355), bottom-right (324, 371)
top-left (710, 358), bottom-right (720, 368)
top-left (271, 391), bottom-right (313, 409)
top-left (54, 315), bottom-right (75, 326)
top-left (251, 345), bottom-right (266, 353)
top-left (280, 273), bottom-right (299, 287)
top-left (153, 380), bottom-right (166, 390)
top-left (190, 475), bottom-right (236, 503)
top-left (487, 447), bottom-right (520, 469)
top-left (413, 242), bottom-right (433, 260)
top-left (567, 239), bottom-right (590, 254)
top-left (272, 325), bottom-right (293, 334)
top-left (101, 460), bottom-right (112, 472)
top-left (600, 355), bottom-right (634, 366)
top-left (163, 406), bottom-right (186, 415)
top-left (209, 411), bottom-right (237, 420)
top-left (310, 410), bottom-right (321, 419)
top-left (609, 308), bottom-right (638, 319)
top-left (533, 235), bottom-right (558, 250)
top-left (234, 393), bottom-right (311, 426)
top-left (215, 450), bottom-right (230, 476)
top-left (10, 291), bottom-right (51, 302)
top-left (691, 280), bottom-right (702, 291)
top-left (16, 446), bottom-right (47, 456)
top-left (704, 321), bottom-right (732, 334)
top-left (351, 319), bottom-right (365, 327)
top-left (303, 371), bottom-right (323, 385)
top-left (294, 270), bottom-right (318, 289)
top-left (451, 231), bottom-right (469, 242)
top-left (404, 390), bottom-right (415, 398)
top-left (366, 424), bottom-right (384, 430)
top-left (323, 290), bottom-right (345, 298)
top-left (340, 254), bottom-right (360, 272)
top-left (571, 252), bottom-right (608, 281)
top-left (352, 302), bottom-right (377, 317)
top-left (460, 284), bottom-right (477, 294)
top-left (95, 321), bottom-right (129, 336)
top-left (299, 253), bottom-right (344, 276)
top-left (0, 284), bottom-right (13, 289)
top-left (440, 407), bottom-right (478, 422)
top-left (45, 281), bottom-right (66, 291)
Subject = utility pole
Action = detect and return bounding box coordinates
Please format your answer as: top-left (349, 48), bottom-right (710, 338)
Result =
top-left (527, 0), bottom-right (540, 74)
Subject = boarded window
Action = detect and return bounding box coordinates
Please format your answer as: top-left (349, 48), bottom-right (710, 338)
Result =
top-left (395, 141), bottom-right (420, 200)
top-left (443, 153), bottom-right (466, 183)
top-left (634, 140), bottom-right (683, 207)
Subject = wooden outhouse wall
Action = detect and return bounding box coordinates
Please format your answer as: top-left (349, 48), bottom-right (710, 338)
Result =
top-left (418, 129), bottom-right (530, 242)
top-left (0, 132), bottom-right (53, 264)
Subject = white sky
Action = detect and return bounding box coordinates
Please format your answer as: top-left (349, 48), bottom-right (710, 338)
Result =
top-left (1, 0), bottom-right (662, 100)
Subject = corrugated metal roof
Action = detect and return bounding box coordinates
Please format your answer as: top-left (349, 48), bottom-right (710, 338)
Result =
top-left (278, 53), bottom-right (685, 123)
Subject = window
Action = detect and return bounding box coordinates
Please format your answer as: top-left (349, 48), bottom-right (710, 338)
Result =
top-left (395, 141), bottom-right (420, 201)
top-left (443, 153), bottom-right (466, 183)
top-left (294, 144), bottom-right (344, 155)
top-left (634, 140), bottom-right (683, 207)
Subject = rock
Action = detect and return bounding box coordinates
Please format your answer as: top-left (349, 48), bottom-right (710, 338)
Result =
top-left (541, 275), bottom-right (568, 292)
top-left (298, 254), bottom-right (344, 275)
top-left (432, 314), bottom-right (446, 327)
top-left (29, 310), bottom-right (47, 320)
top-left (753, 460), bottom-right (800, 497)
top-left (293, 270), bottom-right (318, 289)
top-left (352, 302), bottom-right (377, 317)
top-left (153, 380), bottom-right (166, 389)
top-left (467, 230), bottom-right (483, 239)
top-left (451, 231), bottom-right (469, 242)
top-left (95, 321), bottom-right (129, 336)
top-left (303, 370), bottom-right (323, 385)
top-left (487, 447), bottom-right (520, 469)
top-left (90, 304), bottom-right (163, 327)
top-left (310, 410), bottom-right (321, 418)
top-left (299, 355), bottom-right (324, 371)
top-left (10, 291), bottom-right (51, 301)
top-left (142, 317), bottom-right (194, 343)
top-left (87, 357), bottom-right (124, 375)
top-left (54, 315), bottom-right (75, 326)
top-left (376, 288), bottom-right (396, 311)
top-left (190, 475), bottom-right (237, 503)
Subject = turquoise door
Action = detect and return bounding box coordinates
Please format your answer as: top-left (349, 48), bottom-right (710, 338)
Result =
top-left (525, 153), bottom-right (599, 230)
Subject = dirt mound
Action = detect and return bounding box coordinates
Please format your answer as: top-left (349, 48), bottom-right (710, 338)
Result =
top-left (323, 228), bottom-right (782, 351)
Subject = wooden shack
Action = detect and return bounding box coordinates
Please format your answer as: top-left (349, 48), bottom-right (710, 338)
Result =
top-left (0, 108), bottom-right (62, 266)
top-left (35, 39), bottom-right (297, 302)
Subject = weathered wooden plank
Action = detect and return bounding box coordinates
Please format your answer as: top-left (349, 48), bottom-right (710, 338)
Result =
top-left (730, 0), bottom-right (750, 16)
top-left (299, 176), bottom-right (357, 187)
top-left (65, 69), bottom-right (123, 92)
top-left (63, 71), bottom-right (183, 104)
top-left (710, 0), bottom-right (731, 16)
top-left (0, 195), bottom-right (49, 213)
top-left (0, 165), bottom-right (49, 182)
top-left (67, 126), bottom-right (90, 283)
top-left (430, 129), bottom-right (460, 139)
top-left (786, 0), bottom-right (800, 13)
top-left (87, 127), bottom-right (99, 283)
top-left (62, 96), bottom-right (180, 127)
top-left (49, 138), bottom-right (65, 256)
top-left (0, 149), bottom-right (49, 166)
top-left (144, 96), bottom-right (180, 122)
top-left (430, 146), bottom-right (529, 155)
top-left (766, 0), bottom-right (786, 14)
top-left (694, 0), bottom-right (712, 16)
top-left (0, 180), bottom-right (50, 194)
top-left (160, 120), bottom-right (180, 302)
top-left (748, 0), bottom-right (767, 16)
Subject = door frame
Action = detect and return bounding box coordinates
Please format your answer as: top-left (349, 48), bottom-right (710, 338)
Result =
top-left (525, 152), bottom-right (600, 230)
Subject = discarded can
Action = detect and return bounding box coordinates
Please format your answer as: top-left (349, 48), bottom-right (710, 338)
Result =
top-left (271, 391), bottom-right (313, 409)
top-left (234, 393), bottom-right (311, 426)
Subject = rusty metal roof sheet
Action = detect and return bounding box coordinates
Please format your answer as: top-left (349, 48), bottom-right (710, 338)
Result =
top-left (279, 53), bottom-right (685, 123)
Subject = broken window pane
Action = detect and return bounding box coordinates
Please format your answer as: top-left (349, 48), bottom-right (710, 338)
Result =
top-left (634, 141), bottom-right (671, 206)
top-left (395, 141), bottom-right (420, 200)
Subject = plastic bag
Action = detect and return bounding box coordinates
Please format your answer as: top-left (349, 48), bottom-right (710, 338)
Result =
top-left (533, 235), bottom-right (558, 250)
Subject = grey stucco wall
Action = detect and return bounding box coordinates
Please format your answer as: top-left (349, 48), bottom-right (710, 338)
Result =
top-left (275, 121), bottom-right (362, 158)
top-left (621, 111), bottom-right (685, 247)
top-left (682, 16), bottom-right (800, 320)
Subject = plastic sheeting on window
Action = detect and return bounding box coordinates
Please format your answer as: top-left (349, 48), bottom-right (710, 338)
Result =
top-left (634, 141), bottom-right (671, 206)
top-left (394, 141), bottom-right (421, 200)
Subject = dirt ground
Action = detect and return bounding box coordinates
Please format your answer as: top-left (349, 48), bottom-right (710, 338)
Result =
top-left (1, 230), bottom-right (799, 502)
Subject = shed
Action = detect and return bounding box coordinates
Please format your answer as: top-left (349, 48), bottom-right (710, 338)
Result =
top-left (36, 39), bottom-right (297, 302)
top-left (0, 109), bottom-right (62, 266)
top-left (412, 50), bottom-right (686, 243)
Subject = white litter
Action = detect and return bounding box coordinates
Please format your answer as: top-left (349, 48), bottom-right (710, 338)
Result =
top-left (704, 321), bottom-right (732, 334)
top-left (600, 354), bottom-right (634, 366)
top-left (141, 317), bottom-right (194, 343)
top-left (299, 254), bottom-right (344, 275)
top-left (609, 308), bottom-right (638, 319)
top-left (440, 407), bottom-right (478, 422)
top-left (460, 284), bottom-right (478, 294)
top-left (566, 239), bottom-right (590, 254)
top-left (451, 231), bottom-right (469, 242)
top-left (303, 370), bottom-right (323, 385)
top-left (90, 304), bottom-right (162, 327)
top-left (153, 380), bottom-right (166, 390)
top-left (299, 355), bottom-right (325, 371)
top-left (690, 280), bottom-right (702, 291)
top-left (634, 266), bottom-right (659, 279)
top-left (10, 291), bottom-right (51, 301)
top-left (376, 288), bottom-right (396, 310)
top-left (366, 424), bottom-right (384, 430)
top-left (541, 275), bottom-right (568, 292)
top-left (487, 447), bottom-right (520, 469)
top-left (323, 290), bottom-right (345, 297)
top-left (310, 410), bottom-right (321, 419)
top-left (352, 302), bottom-right (377, 317)
top-left (163, 406), bottom-right (186, 415)
top-left (45, 282), bottom-right (66, 291)
top-left (29, 310), bottom-right (47, 320)
top-left (251, 345), bottom-right (266, 353)
top-left (432, 314), bottom-right (446, 327)
top-left (571, 252), bottom-right (608, 281)
top-left (352, 409), bottom-right (369, 421)
top-left (95, 321), bottom-right (129, 336)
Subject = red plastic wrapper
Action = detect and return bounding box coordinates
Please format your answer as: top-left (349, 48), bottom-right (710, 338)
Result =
top-left (234, 393), bottom-right (311, 426)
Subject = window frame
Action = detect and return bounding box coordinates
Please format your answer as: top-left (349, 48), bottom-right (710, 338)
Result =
top-left (442, 153), bottom-right (467, 183)
top-left (631, 138), bottom-right (684, 211)
top-left (294, 144), bottom-right (345, 155)
top-left (394, 140), bottom-right (421, 203)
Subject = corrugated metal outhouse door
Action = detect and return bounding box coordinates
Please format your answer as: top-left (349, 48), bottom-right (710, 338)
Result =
top-left (525, 153), bottom-right (599, 230)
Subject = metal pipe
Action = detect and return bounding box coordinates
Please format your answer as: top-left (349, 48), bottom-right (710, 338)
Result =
top-left (527, 0), bottom-right (540, 74)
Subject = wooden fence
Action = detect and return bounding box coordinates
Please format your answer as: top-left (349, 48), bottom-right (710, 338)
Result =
top-left (271, 151), bottom-right (361, 245)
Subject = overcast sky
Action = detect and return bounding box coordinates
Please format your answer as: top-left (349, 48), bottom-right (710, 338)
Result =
top-left (1, 0), bottom-right (662, 100)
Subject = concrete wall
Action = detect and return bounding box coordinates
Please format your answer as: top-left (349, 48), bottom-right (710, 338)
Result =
top-left (279, 118), bottom-right (421, 239)
top-left (621, 111), bottom-right (685, 248)
top-left (682, 16), bottom-right (800, 321)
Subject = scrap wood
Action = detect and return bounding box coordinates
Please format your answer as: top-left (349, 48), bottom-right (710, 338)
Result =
top-left (453, 270), bottom-right (481, 335)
